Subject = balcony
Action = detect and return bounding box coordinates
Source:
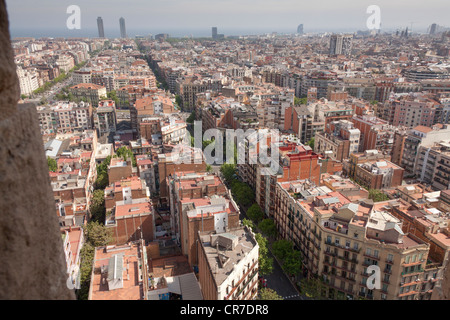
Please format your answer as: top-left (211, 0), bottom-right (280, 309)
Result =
top-left (401, 268), bottom-right (424, 276)
top-left (364, 253), bottom-right (380, 261)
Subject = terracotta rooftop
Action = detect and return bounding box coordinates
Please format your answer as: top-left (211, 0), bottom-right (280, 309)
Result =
top-left (90, 243), bottom-right (144, 300)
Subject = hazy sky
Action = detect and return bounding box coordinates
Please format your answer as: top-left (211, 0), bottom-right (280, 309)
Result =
top-left (5, 0), bottom-right (450, 37)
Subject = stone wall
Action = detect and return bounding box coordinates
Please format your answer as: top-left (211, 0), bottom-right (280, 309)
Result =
top-left (0, 0), bottom-right (74, 299)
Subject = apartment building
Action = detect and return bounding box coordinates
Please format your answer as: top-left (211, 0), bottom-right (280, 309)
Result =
top-left (414, 140), bottom-right (450, 190)
top-left (329, 34), bottom-right (353, 56)
top-left (72, 69), bottom-right (92, 85)
top-left (56, 54), bottom-right (75, 73)
top-left (274, 185), bottom-right (438, 300)
top-left (89, 241), bottom-right (149, 300)
top-left (105, 197), bottom-right (155, 245)
top-left (135, 95), bottom-right (176, 125)
top-left (69, 83), bottom-right (107, 105)
top-left (167, 171), bottom-right (229, 247)
top-left (175, 192), bottom-right (239, 266)
top-left (353, 159), bottom-right (404, 190)
top-left (239, 134), bottom-right (321, 218)
top-left (135, 154), bottom-right (157, 194)
top-left (104, 176), bottom-right (147, 212)
top-left (94, 100), bottom-right (117, 137)
top-left (157, 145), bottom-right (207, 202)
top-left (16, 65), bottom-right (39, 95)
top-left (197, 227), bottom-right (259, 300)
top-left (284, 105), bottom-right (325, 145)
top-left (351, 115), bottom-right (396, 154)
top-left (344, 149), bottom-right (391, 179)
top-left (314, 120), bottom-right (360, 162)
top-left (108, 157), bottom-right (134, 184)
top-left (401, 125), bottom-right (450, 175)
top-left (37, 101), bottom-right (92, 135)
top-left (61, 226), bottom-right (84, 289)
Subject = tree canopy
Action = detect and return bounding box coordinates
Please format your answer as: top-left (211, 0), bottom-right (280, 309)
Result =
top-left (258, 288), bottom-right (283, 300)
top-left (368, 189), bottom-right (389, 202)
top-left (231, 181), bottom-right (255, 207)
top-left (220, 163), bottom-right (237, 185)
top-left (255, 233), bottom-right (273, 276)
top-left (258, 219), bottom-right (278, 239)
top-left (47, 157), bottom-right (57, 172)
top-left (90, 189), bottom-right (106, 223)
top-left (247, 203), bottom-right (264, 223)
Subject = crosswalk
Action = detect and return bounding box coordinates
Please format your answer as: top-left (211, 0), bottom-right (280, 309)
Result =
top-left (283, 294), bottom-right (301, 300)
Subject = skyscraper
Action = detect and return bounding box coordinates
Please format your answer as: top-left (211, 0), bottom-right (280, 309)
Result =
top-left (297, 24), bottom-right (304, 34)
top-left (97, 17), bottom-right (105, 38)
top-left (212, 27), bottom-right (217, 39)
top-left (120, 17), bottom-right (127, 38)
top-left (430, 23), bottom-right (438, 35)
top-left (329, 34), bottom-right (353, 56)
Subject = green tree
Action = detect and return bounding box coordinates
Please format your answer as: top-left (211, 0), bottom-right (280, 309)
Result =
top-left (186, 110), bottom-right (196, 123)
top-left (94, 156), bottom-right (111, 190)
top-left (282, 250), bottom-right (302, 276)
top-left (294, 97), bottom-right (308, 105)
top-left (76, 222), bottom-right (112, 300)
top-left (206, 164), bottom-right (212, 173)
top-left (368, 189), bottom-right (389, 202)
top-left (300, 277), bottom-right (327, 300)
top-left (231, 181), bottom-right (254, 207)
top-left (84, 221), bottom-right (113, 247)
top-left (220, 163), bottom-right (237, 185)
top-left (272, 239), bottom-right (294, 261)
top-left (247, 203), bottom-right (264, 223)
top-left (258, 219), bottom-right (277, 239)
top-left (115, 147), bottom-right (136, 167)
top-left (255, 233), bottom-right (273, 276)
top-left (258, 288), bottom-right (283, 300)
top-left (308, 138), bottom-right (315, 149)
top-left (77, 242), bottom-right (95, 300)
top-left (90, 189), bottom-right (106, 223)
top-left (47, 157), bottom-right (57, 172)
top-left (242, 218), bottom-right (255, 230)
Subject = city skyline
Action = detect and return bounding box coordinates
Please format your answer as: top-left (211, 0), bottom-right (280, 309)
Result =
top-left (6, 0), bottom-right (450, 38)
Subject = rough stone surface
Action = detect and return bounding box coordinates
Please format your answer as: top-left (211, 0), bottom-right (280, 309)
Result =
top-left (0, 105), bottom-right (75, 299)
top-left (0, 0), bottom-right (19, 120)
top-left (0, 0), bottom-right (74, 299)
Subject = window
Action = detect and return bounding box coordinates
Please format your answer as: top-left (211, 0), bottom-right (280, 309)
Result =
top-left (345, 240), bottom-right (351, 248)
top-left (387, 254), bottom-right (394, 262)
top-left (366, 248), bottom-right (372, 256)
top-left (353, 243), bottom-right (359, 250)
top-left (405, 256), bottom-right (410, 264)
top-left (335, 238), bottom-right (340, 245)
top-left (354, 233), bottom-right (358, 239)
top-left (374, 250), bottom-right (379, 258)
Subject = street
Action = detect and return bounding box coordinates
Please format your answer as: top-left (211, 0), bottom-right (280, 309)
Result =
top-left (265, 249), bottom-right (303, 300)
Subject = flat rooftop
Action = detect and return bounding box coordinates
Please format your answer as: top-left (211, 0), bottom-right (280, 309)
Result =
top-left (90, 243), bottom-right (144, 300)
top-left (198, 228), bottom-right (258, 287)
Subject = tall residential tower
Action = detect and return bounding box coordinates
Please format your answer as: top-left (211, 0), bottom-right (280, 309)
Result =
top-left (119, 17), bottom-right (127, 38)
top-left (97, 17), bottom-right (105, 38)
